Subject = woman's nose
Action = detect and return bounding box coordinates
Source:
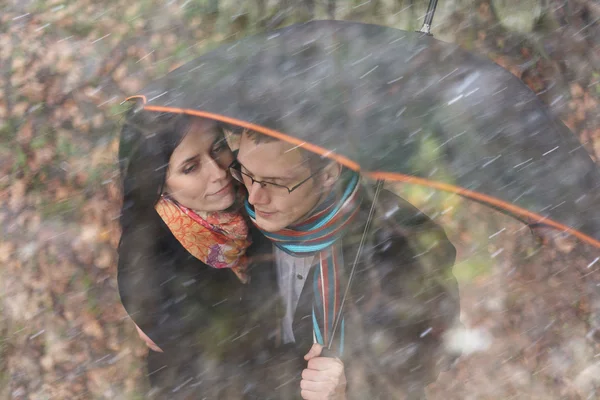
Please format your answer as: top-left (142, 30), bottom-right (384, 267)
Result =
top-left (206, 157), bottom-right (228, 181)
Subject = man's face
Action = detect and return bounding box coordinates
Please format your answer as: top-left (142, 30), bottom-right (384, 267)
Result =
top-left (237, 133), bottom-right (327, 232)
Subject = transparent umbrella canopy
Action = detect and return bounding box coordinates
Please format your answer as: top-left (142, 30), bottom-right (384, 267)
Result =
top-left (127, 20), bottom-right (600, 248)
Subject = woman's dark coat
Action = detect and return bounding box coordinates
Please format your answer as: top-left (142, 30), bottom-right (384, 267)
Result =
top-left (117, 208), bottom-right (278, 399)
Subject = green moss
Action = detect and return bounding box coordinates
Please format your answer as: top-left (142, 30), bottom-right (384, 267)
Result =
top-left (452, 256), bottom-right (492, 283)
top-left (0, 120), bottom-right (17, 142)
top-left (30, 135), bottom-right (49, 150)
top-left (14, 145), bottom-right (28, 173)
top-left (40, 196), bottom-right (83, 219)
top-left (67, 21), bottom-right (95, 37)
top-left (56, 134), bottom-right (76, 159)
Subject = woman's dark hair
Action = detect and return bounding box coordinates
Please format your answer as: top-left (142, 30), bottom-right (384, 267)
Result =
top-left (118, 107), bottom-right (193, 230)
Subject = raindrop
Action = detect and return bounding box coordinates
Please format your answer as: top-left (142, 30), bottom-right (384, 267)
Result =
top-left (98, 96), bottom-right (117, 107)
top-left (489, 228), bottom-right (506, 239)
top-left (437, 68), bottom-right (459, 84)
top-left (395, 106), bottom-right (407, 117)
top-left (542, 146), bottom-right (559, 156)
top-left (492, 86), bottom-right (508, 96)
top-left (95, 354), bottom-right (111, 363)
top-left (172, 377), bottom-right (194, 393)
top-left (359, 65), bottom-right (378, 79)
top-left (89, 86), bottom-right (103, 96)
top-left (456, 72), bottom-right (481, 92)
top-left (575, 194), bottom-right (587, 203)
top-left (148, 91), bottom-right (169, 102)
top-left (550, 95), bottom-right (564, 106)
top-left (29, 329), bottom-right (45, 340)
top-left (447, 94), bottom-right (463, 106)
top-left (465, 87), bottom-right (480, 97)
top-left (543, 320), bottom-right (555, 331)
top-left (91, 33), bottom-right (111, 44)
top-left (587, 257), bottom-right (599, 269)
top-left (160, 275), bottom-right (177, 286)
top-left (387, 76), bottom-right (404, 84)
top-left (12, 13), bottom-right (30, 20)
top-left (353, 0), bottom-right (372, 9)
top-left (212, 298), bottom-right (228, 307)
top-left (482, 154), bottom-right (501, 168)
top-left (388, 35), bottom-right (407, 44)
top-left (491, 248), bottom-right (504, 258)
top-left (172, 294), bottom-right (188, 306)
top-left (513, 158), bottom-right (533, 169)
top-left (420, 327), bottom-right (433, 338)
top-left (350, 53), bottom-right (373, 67)
top-left (136, 50), bottom-right (155, 64)
top-left (392, 7), bottom-right (411, 17)
top-left (147, 365), bottom-right (167, 377)
top-left (34, 23), bottom-right (50, 32)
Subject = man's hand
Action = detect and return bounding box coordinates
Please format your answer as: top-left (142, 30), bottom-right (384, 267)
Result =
top-left (134, 323), bottom-right (163, 353)
top-left (301, 343), bottom-right (346, 400)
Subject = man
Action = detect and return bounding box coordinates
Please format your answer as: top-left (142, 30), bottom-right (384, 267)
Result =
top-left (233, 130), bottom-right (461, 399)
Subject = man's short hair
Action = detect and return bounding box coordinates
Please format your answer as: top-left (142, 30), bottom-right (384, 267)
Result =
top-left (243, 129), bottom-right (332, 173)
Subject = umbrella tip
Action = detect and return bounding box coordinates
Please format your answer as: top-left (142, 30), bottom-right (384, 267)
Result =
top-left (417, 24), bottom-right (433, 36)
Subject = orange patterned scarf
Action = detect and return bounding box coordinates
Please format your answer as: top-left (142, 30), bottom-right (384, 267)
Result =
top-left (155, 195), bottom-right (252, 283)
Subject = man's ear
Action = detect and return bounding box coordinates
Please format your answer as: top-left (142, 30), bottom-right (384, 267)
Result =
top-left (320, 161), bottom-right (342, 188)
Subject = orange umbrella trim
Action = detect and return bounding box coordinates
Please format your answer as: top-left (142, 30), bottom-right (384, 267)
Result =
top-left (124, 95), bottom-right (600, 249)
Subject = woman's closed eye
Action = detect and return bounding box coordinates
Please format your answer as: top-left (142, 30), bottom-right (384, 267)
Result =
top-left (182, 162), bottom-right (198, 175)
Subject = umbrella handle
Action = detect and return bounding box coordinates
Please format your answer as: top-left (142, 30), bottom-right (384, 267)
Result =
top-left (418, 0), bottom-right (439, 35)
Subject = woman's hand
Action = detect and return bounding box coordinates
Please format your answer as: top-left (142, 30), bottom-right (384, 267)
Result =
top-left (134, 323), bottom-right (163, 353)
top-left (301, 343), bottom-right (347, 400)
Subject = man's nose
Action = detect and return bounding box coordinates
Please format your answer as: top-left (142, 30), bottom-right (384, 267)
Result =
top-left (247, 182), bottom-right (269, 205)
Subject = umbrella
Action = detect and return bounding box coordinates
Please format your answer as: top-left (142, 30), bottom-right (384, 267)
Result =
top-left (126, 19), bottom-right (600, 249)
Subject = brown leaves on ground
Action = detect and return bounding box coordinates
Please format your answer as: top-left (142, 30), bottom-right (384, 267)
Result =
top-left (0, 0), bottom-right (599, 399)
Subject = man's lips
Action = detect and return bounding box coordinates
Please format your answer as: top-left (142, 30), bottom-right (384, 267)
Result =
top-left (255, 209), bottom-right (277, 218)
top-left (208, 181), bottom-right (232, 196)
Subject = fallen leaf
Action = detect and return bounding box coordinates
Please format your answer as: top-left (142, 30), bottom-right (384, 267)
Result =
top-left (83, 318), bottom-right (104, 340)
top-left (554, 234), bottom-right (577, 254)
top-left (0, 241), bottom-right (15, 263)
top-left (17, 119), bottom-right (34, 144)
top-left (9, 180), bottom-right (27, 211)
top-left (570, 83), bottom-right (584, 98)
top-left (95, 248), bottom-right (112, 269)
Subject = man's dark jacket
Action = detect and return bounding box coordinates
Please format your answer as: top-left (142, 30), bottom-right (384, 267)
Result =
top-left (255, 188), bottom-right (461, 400)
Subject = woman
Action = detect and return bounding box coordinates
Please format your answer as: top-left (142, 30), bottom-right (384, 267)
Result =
top-left (117, 107), bottom-right (277, 398)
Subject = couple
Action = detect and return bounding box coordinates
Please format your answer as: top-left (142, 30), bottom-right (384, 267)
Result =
top-left (117, 108), bottom-right (460, 399)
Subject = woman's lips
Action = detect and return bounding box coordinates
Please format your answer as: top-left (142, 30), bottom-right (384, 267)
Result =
top-left (208, 181), bottom-right (232, 196)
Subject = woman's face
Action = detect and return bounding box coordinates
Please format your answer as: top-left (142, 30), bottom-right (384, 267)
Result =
top-left (164, 118), bottom-right (236, 212)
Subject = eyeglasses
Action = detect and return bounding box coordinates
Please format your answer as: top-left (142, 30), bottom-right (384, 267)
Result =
top-left (228, 160), bottom-right (318, 194)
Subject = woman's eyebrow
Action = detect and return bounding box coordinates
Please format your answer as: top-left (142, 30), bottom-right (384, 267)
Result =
top-left (179, 154), bottom-right (199, 168)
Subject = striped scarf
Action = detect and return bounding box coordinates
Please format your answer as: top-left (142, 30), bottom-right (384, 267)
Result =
top-left (246, 173), bottom-right (362, 353)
